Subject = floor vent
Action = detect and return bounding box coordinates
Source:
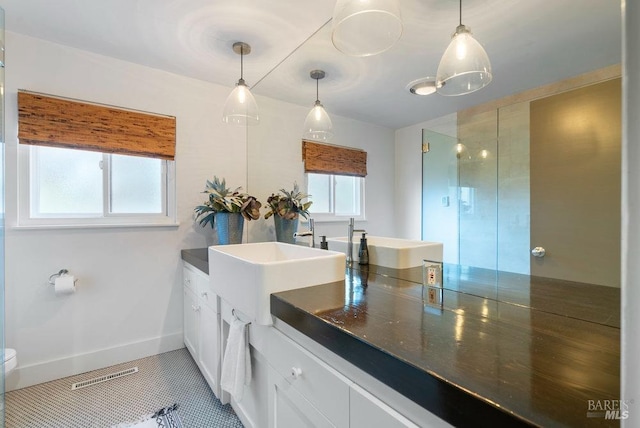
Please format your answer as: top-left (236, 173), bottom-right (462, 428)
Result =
top-left (71, 366), bottom-right (139, 391)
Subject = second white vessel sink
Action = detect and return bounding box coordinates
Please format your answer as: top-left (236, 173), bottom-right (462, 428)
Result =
top-left (209, 242), bottom-right (346, 325)
top-left (326, 236), bottom-right (443, 269)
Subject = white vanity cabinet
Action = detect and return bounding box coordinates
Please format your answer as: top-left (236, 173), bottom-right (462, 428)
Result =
top-left (182, 271), bottom-right (199, 358)
top-left (350, 384), bottom-right (419, 428)
top-left (267, 364), bottom-right (335, 428)
top-left (182, 262), bottom-right (221, 398)
top-left (264, 321), bottom-right (452, 428)
top-left (265, 327), bottom-right (350, 428)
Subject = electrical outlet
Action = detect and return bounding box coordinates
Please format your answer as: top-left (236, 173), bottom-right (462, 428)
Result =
top-left (423, 285), bottom-right (443, 308)
top-left (428, 287), bottom-right (437, 304)
top-left (427, 267), bottom-right (437, 285)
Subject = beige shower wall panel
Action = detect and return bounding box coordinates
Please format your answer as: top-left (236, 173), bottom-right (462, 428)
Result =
top-left (530, 78), bottom-right (621, 287)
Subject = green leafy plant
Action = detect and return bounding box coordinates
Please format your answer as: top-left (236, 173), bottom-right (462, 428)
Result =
top-left (264, 182), bottom-right (313, 220)
top-left (194, 176), bottom-right (261, 228)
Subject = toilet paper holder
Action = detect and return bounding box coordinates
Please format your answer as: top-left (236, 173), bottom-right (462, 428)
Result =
top-left (48, 269), bottom-right (77, 285)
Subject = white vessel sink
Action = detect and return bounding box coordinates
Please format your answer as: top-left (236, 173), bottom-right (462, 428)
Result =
top-left (209, 242), bottom-right (346, 325)
top-left (326, 236), bottom-right (443, 269)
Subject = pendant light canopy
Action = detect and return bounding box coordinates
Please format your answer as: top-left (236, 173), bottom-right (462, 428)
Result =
top-left (407, 77), bottom-right (437, 96)
top-left (302, 70), bottom-right (333, 142)
top-left (222, 42), bottom-right (259, 125)
top-left (331, 0), bottom-right (403, 57)
top-left (436, 0), bottom-right (492, 96)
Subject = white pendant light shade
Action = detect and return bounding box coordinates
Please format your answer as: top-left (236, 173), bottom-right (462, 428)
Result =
top-left (302, 70), bottom-right (333, 142)
top-left (222, 42), bottom-right (259, 125)
top-left (331, 0), bottom-right (403, 57)
top-left (303, 101), bottom-right (333, 142)
top-left (436, 25), bottom-right (492, 96)
top-left (222, 79), bottom-right (259, 125)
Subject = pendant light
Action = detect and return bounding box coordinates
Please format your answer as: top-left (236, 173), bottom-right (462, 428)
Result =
top-left (331, 0), bottom-right (403, 57)
top-left (436, 0), bottom-right (492, 96)
top-left (222, 42), bottom-right (259, 125)
top-left (302, 70), bottom-right (333, 142)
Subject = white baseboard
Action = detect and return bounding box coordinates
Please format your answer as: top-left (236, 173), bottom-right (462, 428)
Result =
top-left (5, 332), bottom-right (185, 392)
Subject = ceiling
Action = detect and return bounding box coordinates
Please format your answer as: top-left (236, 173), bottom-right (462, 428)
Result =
top-left (0, 0), bottom-right (621, 129)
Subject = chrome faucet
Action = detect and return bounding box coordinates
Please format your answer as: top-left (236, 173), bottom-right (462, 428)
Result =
top-left (347, 218), bottom-right (366, 265)
top-left (294, 218), bottom-right (315, 247)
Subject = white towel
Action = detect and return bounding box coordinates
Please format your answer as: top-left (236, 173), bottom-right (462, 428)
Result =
top-left (221, 318), bottom-right (252, 401)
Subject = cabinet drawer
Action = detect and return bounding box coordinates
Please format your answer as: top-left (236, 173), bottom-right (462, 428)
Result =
top-left (182, 264), bottom-right (198, 294)
top-left (197, 277), bottom-right (218, 313)
top-left (267, 328), bottom-right (350, 428)
top-left (185, 262), bottom-right (218, 313)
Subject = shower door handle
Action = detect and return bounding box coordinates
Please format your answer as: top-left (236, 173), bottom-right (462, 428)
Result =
top-left (531, 247), bottom-right (546, 258)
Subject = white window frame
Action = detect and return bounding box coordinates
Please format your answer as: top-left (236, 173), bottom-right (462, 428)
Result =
top-left (305, 173), bottom-right (366, 223)
top-left (17, 145), bottom-right (177, 228)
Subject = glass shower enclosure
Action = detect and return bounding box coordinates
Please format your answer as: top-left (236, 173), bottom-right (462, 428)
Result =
top-left (422, 78), bottom-right (621, 288)
top-left (421, 123), bottom-right (528, 275)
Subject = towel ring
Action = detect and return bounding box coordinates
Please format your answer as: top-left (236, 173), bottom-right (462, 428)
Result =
top-left (231, 309), bottom-right (251, 325)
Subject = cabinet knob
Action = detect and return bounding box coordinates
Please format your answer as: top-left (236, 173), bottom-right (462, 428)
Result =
top-left (201, 291), bottom-right (208, 298)
top-left (192, 304), bottom-right (200, 312)
top-left (184, 278), bottom-right (191, 285)
top-left (291, 367), bottom-right (303, 380)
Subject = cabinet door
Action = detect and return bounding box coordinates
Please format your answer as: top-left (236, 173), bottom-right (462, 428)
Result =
top-left (183, 285), bottom-right (200, 359)
top-left (350, 385), bottom-right (419, 428)
top-left (267, 365), bottom-right (334, 428)
top-left (266, 328), bottom-right (349, 427)
top-left (199, 304), bottom-right (220, 398)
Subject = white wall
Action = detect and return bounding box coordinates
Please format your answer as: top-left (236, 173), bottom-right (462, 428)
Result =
top-left (247, 95), bottom-right (396, 243)
top-left (4, 31), bottom-right (242, 390)
top-left (4, 32), bottom-right (396, 390)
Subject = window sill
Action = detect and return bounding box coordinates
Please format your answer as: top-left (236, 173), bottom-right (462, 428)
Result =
top-left (12, 222), bottom-right (180, 231)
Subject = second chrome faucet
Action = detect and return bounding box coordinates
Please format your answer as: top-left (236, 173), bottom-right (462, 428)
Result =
top-left (347, 218), bottom-right (365, 265)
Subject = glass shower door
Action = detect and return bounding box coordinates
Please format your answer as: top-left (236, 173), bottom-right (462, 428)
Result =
top-left (422, 106), bottom-right (528, 276)
top-left (421, 128), bottom-right (499, 269)
top-left (421, 129), bottom-right (459, 264)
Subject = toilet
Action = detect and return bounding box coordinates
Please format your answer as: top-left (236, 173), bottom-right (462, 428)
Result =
top-left (4, 348), bottom-right (17, 375)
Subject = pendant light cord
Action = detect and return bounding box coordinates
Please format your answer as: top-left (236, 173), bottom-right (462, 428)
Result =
top-left (240, 45), bottom-right (244, 80)
top-left (316, 77), bottom-right (319, 102)
top-left (459, 0), bottom-right (462, 26)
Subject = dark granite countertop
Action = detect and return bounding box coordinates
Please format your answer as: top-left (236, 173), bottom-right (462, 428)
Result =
top-left (272, 267), bottom-right (620, 428)
top-left (181, 248), bottom-right (209, 274)
top-left (181, 248), bottom-right (620, 427)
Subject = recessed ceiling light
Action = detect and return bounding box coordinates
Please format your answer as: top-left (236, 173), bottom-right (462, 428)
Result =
top-left (407, 77), bottom-right (437, 96)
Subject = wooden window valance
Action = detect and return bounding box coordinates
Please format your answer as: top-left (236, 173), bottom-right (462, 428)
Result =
top-left (302, 140), bottom-right (367, 177)
top-left (18, 90), bottom-right (176, 160)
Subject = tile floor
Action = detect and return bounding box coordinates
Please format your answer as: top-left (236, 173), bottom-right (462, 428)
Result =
top-left (5, 348), bottom-right (244, 428)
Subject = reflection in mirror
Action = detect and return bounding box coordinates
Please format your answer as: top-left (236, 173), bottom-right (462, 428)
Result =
top-left (417, 72), bottom-right (621, 326)
top-left (247, 1), bottom-right (621, 324)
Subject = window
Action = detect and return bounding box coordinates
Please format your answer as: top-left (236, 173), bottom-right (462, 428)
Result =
top-left (16, 90), bottom-right (177, 228)
top-left (307, 173), bottom-right (365, 221)
top-left (19, 145), bottom-right (176, 227)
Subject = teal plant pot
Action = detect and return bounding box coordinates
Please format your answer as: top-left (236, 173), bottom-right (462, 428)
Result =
top-left (273, 216), bottom-right (298, 244)
top-left (215, 212), bottom-right (244, 245)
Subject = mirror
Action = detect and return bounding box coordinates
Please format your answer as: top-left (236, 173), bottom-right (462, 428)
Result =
top-left (245, 1), bottom-right (621, 325)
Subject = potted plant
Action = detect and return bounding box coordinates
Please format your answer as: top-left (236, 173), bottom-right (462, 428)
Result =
top-left (264, 183), bottom-right (312, 244)
top-left (194, 176), bottom-right (261, 245)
